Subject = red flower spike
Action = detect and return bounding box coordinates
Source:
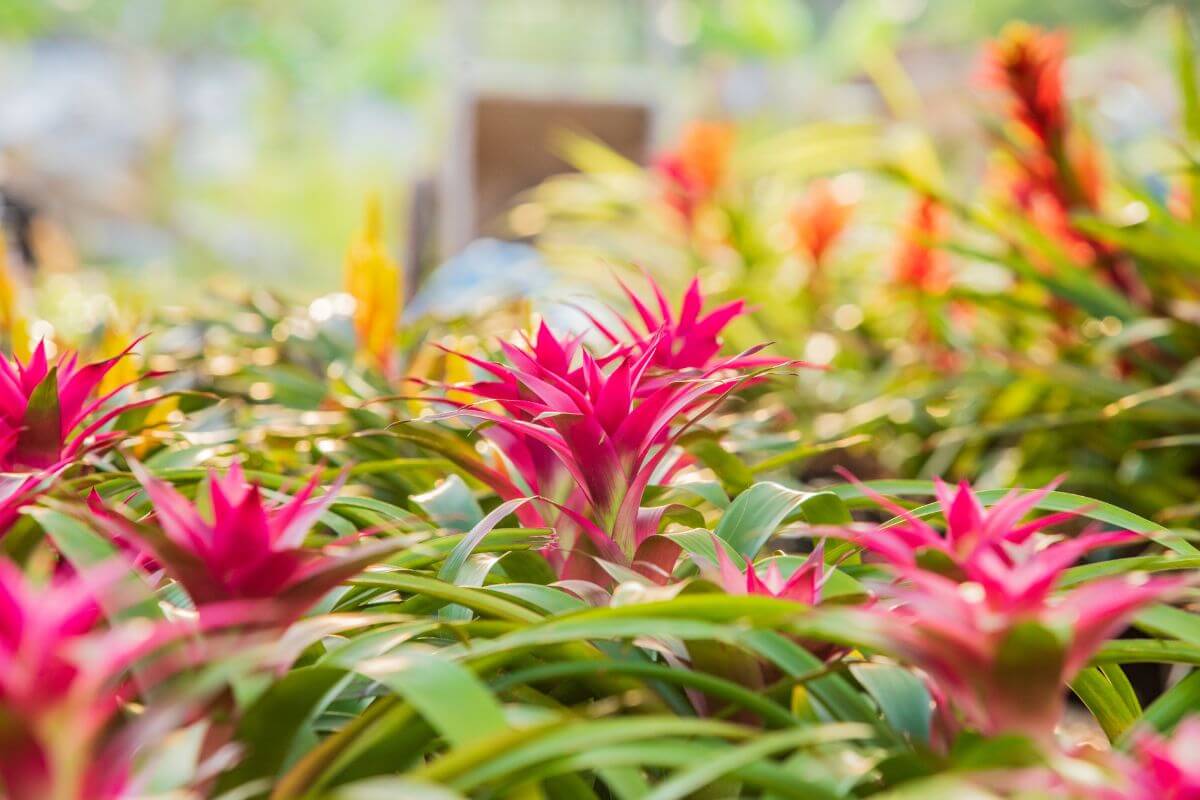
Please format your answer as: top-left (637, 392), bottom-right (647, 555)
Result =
top-left (791, 179), bottom-right (855, 268)
top-left (981, 23), bottom-right (1068, 152)
top-left (893, 197), bottom-right (951, 294)
top-left (654, 121), bottom-right (735, 227)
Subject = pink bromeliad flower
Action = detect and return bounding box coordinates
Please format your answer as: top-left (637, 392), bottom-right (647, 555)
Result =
top-left (1113, 719), bottom-right (1200, 799)
top-left (438, 313), bottom-right (772, 583)
top-left (0, 339), bottom-right (152, 472)
top-left (841, 473), bottom-right (1132, 585)
top-left (711, 541), bottom-right (830, 604)
top-left (94, 463), bottom-right (398, 622)
top-left (586, 276), bottom-right (780, 378)
top-left (841, 476), bottom-right (1183, 741)
top-left (0, 561), bottom-right (156, 799)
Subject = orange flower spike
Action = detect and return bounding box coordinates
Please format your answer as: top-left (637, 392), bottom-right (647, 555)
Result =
top-left (1067, 130), bottom-right (1105, 211)
top-left (676, 121), bottom-right (736, 196)
top-left (893, 197), bottom-right (951, 294)
top-left (982, 23), bottom-right (1069, 151)
top-left (1170, 180), bottom-right (1193, 221)
top-left (344, 193), bottom-right (402, 374)
top-left (790, 179), bottom-right (856, 267)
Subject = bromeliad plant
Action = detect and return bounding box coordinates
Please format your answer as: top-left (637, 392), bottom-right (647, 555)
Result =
top-left (838, 477), bottom-right (1182, 742)
top-left (0, 339), bottom-right (152, 472)
top-left (89, 463), bottom-right (402, 624)
top-left (427, 276), bottom-right (785, 582)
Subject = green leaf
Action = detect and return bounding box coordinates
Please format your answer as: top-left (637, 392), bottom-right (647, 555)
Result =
top-left (667, 527), bottom-right (741, 565)
top-left (850, 663), bottom-right (931, 745)
top-left (31, 507), bottom-right (162, 622)
top-left (1135, 603), bottom-right (1200, 645)
top-left (486, 583), bottom-right (588, 615)
top-left (437, 498), bottom-right (539, 584)
top-left (680, 432), bottom-right (755, 494)
top-left (414, 717), bottom-right (752, 790)
top-left (350, 571), bottom-right (544, 623)
top-left (797, 491), bottom-right (853, 525)
top-left (218, 666), bottom-right (352, 792)
top-left (328, 645), bottom-right (508, 749)
top-left (1124, 670), bottom-right (1200, 741)
top-left (643, 724), bottom-right (869, 800)
top-left (993, 621), bottom-right (1067, 731)
top-left (714, 482), bottom-right (809, 558)
top-left (1070, 667), bottom-right (1139, 742)
top-left (873, 775), bottom-right (1000, 799)
top-left (1176, 6), bottom-right (1200, 144)
top-left (1093, 639), bottom-right (1200, 666)
top-left (323, 777), bottom-right (469, 800)
top-left (490, 658), bottom-right (797, 728)
top-left (948, 732), bottom-right (1044, 771)
top-left (18, 366), bottom-right (61, 465)
top-left (412, 475), bottom-right (484, 531)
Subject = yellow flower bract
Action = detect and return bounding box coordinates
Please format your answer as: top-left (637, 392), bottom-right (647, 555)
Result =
top-left (344, 193), bottom-right (402, 371)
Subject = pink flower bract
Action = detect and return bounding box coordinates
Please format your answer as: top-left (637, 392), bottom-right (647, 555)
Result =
top-left (0, 339), bottom-right (149, 472)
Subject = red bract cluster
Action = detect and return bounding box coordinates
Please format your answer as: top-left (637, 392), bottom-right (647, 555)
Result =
top-left (893, 196), bottom-right (951, 295)
top-left (982, 23), bottom-right (1068, 151)
top-left (980, 23), bottom-right (1154, 307)
top-left (655, 121), bottom-right (735, 228)
top-left (791, 179), bottom-right (855, 271)
top-left (842, 477), bottom-right (1180, 741)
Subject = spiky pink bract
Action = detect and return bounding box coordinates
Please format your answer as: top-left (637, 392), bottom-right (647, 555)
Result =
top-left (0, 562), bottom-right (147, 799)
top-left (96, 464), bottom-right (399, 623)
top-left (712, 541), bottom-right (830, 604)
top-left (843, 475), bottom-right (1182, 741)
top-left (435, 277), bottom-right (784, 583)
top-left (0, 339), bottom-right (150, 472)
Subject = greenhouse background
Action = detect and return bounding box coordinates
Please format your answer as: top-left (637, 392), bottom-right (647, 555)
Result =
top-left (0, 1), bottom-right (1176, 288)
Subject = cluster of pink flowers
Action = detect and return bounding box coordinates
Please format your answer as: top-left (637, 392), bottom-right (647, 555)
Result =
top-left (828, 476), bottom-right (1181, 746)
top-left (0, 236), bottom-right (1187, 796)
top-left (435, 276), bottom-right (786, 584)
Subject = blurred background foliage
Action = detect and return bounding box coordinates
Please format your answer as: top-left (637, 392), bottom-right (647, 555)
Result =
top-left (0, 0), bottom-right (1177, 291)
